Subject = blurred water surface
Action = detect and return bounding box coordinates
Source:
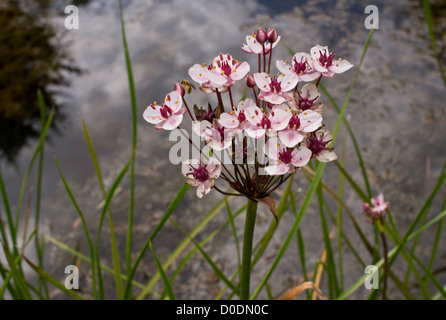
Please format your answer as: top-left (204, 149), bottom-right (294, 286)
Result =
top-left (1, 0), bottom-right (445, 299)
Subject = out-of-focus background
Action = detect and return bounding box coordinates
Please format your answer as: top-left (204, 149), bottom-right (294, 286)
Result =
top-left (1, 0), bottom-right (445, 299)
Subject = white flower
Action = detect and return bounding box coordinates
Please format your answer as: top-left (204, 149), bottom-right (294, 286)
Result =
top-left (308, 45), bottom-right (353, 78)
top-left (143, 91), bottom-right (186, 130)
top-left (264, 137), bottom-right (312, 175)
top-left (244, 104), bottom-right (292, 139)
top-left (182, 158), bottom-right (221, 198)
top-left (276, 52), bottom-right (320, 83)
top-left (254, 72), bottom-right (298, 105)
top-left (193, 119), bottom-right (234, 151)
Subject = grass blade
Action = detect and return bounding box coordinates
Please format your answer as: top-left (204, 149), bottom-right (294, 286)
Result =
top-left (136, 195), bottom-right (230, 300)
top-left (123, 183), bottom-right (190, 299)
top-left (170, 218), bottom-right (238, 294)
top-left (23, 255), bottom-right (84, 300)
top-left (118, 0), bottom-right (138, 284)
top-left (81, 119), bottom-right (124, 299)
top-left (94, 159), bottom-right (131, 299)
top-left (55, 156), bottom-right (98, 299)
top-left (149, 241), bottom-right (175, 300)
top-left (13, 107), bottom-right (54, 243)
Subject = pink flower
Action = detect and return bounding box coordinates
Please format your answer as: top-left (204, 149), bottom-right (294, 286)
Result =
top-left (363, 193), bottom-right (390, 223)
top-left (241, 31), bottom-right (281, 55)
top-left (291, 83), bottom-right (323, 113)
top-left (193, 119), bottom-right (234, 151)
top-left (254, 72), bottom-right (298, 104)
top-left (143, 91), bottom-right (186, 130)
top-left (264, 137), bottom-right (312, 175)
top-left (304, 129), bottom-right (337, 162)
top-left (276, 107), bottom-right (323, 148)
top-left (244, 104), bottom-right (292, 138)
top-left (188, 53), bottom-right (250, 91)
top-left (276, 52), bottom-right (320, 83)
top-left (182, 158), bottom-right (221, 198)
top-left (219, 98), bottom-right (256, 132)
top-left (308, 45), bottom-right (353, 78)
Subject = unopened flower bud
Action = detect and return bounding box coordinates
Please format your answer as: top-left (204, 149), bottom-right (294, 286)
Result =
top-left (256, 28), bottom-right (267, 44)
top-left (174, 82), bottom-right (185, 97)
top-left (267, 28), bottom-right (278, 43)
top-left (245, 74), bottom-right (255, 88)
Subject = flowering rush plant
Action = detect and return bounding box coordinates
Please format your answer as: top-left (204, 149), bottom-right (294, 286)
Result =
top-left (143, 27), bottom-right (352, 299)
top-left (143, 27), bottom-right (352, 210)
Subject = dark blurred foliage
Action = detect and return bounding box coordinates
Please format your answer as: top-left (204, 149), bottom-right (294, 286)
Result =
top-left (0, 0), bottom-right (82, 163)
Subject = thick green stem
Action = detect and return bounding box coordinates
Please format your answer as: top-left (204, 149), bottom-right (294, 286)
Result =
top-left (240, 199), bottom-right (258, 300)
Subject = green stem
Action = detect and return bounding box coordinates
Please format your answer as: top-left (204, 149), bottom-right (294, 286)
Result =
top-left (240, 199), bottom-right (258, 300)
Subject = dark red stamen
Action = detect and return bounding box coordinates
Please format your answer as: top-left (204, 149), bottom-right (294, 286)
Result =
top-left (308, 133), bottom-right (331, 155)
top-left (318, 50), bottom-right (336, 67)
top-left (159, 105), bottom-right (173, 119)
top-left (269, 77), bottom-right (281, 93)
top-left (187, 163), bottom-right (210, 182)
top-left (278, 148), bottom-right (293, 164)
top-left (296, 91), bottom-right (317, 111)
top-left (288, 114), bottom-right (300, 129)
top-left (293, 56), bottom-right (307, 74)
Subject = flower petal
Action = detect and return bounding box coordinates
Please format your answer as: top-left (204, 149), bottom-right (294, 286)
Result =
top-left (260, 91), bottom-right (288, 105)
top-left (264, 137), bottom-right (283, 160)
top-left (143, 105), bottom-right (162, 124)
top-left (245, 35), bottom-right (262, 53)
top-left (188, 64), bottom-right (208, 84)
top-left (301, 83), bottom-right (320, 101)
top-left (298, 110), bottom-right (323, 132)
top-left (219, 113), bottom-right (239, 129)
top-left (329, 59), bottom-right (354, 74)
top-left (254, 72), bottom-right (271, 92)
top-left (161, 114), bottom-right (183, 130)
top-left (164, 91), bottom-right (182, 113)
top-left (206, 70), bottom-right (228, 86)
top-left (278, 128), bottom-right (304, 148)
top-left (316, 149), bottom-right (337, 162)
top-left (310, 45), bottom-right (329, 61)
top-left (265, 163), bottom-right (290, 176)
top-left (231, 61), bottom-right (250, 81)
top-left (276, 60), bottom-right (293, 75)
top-left (270, 108), bottom-right (292, 131)
top-left (245, 105), bottom-right (263, 126)
top-left (291, 145), bottom-right (312, 167)
top-left (278, 73), bottom-right (298, 92)
top-left (245, 127), bottom-right (266, 139)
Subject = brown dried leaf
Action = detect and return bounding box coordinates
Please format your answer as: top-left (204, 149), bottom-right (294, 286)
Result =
top-left (256, 195), bottom-right (278, 223)
top-left (277, 281), bottom-right (326, 300)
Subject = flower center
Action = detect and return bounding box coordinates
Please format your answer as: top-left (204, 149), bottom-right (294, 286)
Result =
top-left (215, 125), bottom-right (226, 140)
top-left (296, 92), bottom-right (317, 111)
top-left (318, 50), bottom-right (336, 67)
top-left (187, 164), bottom-right (210, 182)
top-left (237, 111), bottom-right (246, 123)
top-left (269, 77), bottom-right (282, 93)
top-left (308, 133), bottom-right (331, 155)
top-left (259, 114), bottom-right (271, 129)
top-left (293, 56), bottom-right (307, 74)
top-left (159, 105), bottom-right (173, 119)
top-left (288, 114), bottom-right (301, 130)
top-left (278, 148), bottom-right (293, 164)
top-left (220, 61), bottom-right (232, 76)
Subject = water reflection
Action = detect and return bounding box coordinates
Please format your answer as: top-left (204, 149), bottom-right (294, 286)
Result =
top-left (1, 0), bottom-right (445, 299)
top-left (0, 0), bottom-right (81, 162)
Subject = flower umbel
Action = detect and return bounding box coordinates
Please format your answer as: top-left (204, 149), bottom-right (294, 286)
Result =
top-left (363, 193), bottom-right (390, 223)
top-left (143, 27), bottom-right (352, 200)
